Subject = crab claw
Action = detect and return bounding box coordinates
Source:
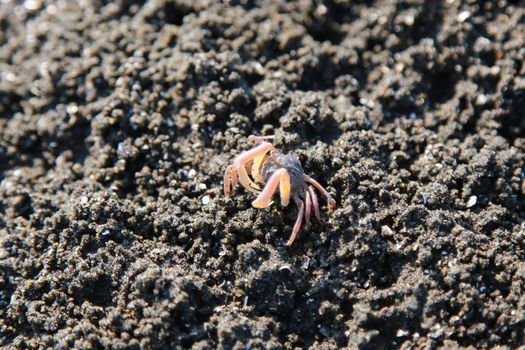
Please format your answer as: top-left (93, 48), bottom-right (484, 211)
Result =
top-left (252, 168), bottom-right (291, 208)
top-left (224, 140), bottom-right (274, 196)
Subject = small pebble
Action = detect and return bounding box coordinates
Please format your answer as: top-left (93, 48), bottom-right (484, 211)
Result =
top-left (198, 183), bottom-right (207, 190)
top-left (359, 98), bottom-right (375, 108)
top-left (24, 0), bottom-right (41, 11)
top-left (252, 62), bottom-right (265, 75)
top-left (457, 11), bottom-right (471, 22)
top-left (450, 315), bottom-right (461, 324)
top-left (187, 169), bottom-right (197, 179)
top-left (403, 15), bottom-right (414, 26)
top-left (394, 62), bottom-right (405, 72)
top-left (396, 329), bottom-right (409, 337)
top-left (476, 94), bottom-right (488, 106)
top-left (66, 104), bottom-right (79, 114)
top-left (314, 4), bottom-right (327, 16)
top-left (489, 66), bottom-right (500, 75)
top-left (474, 36), bottom-right (492, 51)
top-left (4, 72), bottom-right (16, 82)
top-left (201, 195), bottom-right (210, 205)
top-left (466, 195), bottom-right (477, 208)
top-left (381, 225), bottom-right (394, 237)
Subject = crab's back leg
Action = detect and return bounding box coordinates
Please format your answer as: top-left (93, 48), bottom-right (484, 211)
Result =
top-left (304, 190), bottom-right (312, 225)
top-left (304, 175), bottom-right (336, 209)
top-left (308, 185), bottom-right (322, 223)
top-left (233, 142), bottom-right (273, 193)
top-left (224, 165), bottom-right (238, 197)
top-left (286, 197), bottom-right (304, 246)
top-left (251, 168), bottom-right (290, 208)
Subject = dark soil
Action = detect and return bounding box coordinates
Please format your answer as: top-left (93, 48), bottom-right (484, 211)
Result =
top-left (1, 0), bottom-right (525, 349)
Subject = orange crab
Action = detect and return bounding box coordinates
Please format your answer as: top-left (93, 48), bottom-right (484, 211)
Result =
top-left (224, 135), bottom-right (336, 246)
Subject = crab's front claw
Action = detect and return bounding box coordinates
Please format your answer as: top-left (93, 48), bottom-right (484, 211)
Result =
top-left (229, 140), bottom-right (274, 193)
top-left (252, 168), bottom-right (291, 208)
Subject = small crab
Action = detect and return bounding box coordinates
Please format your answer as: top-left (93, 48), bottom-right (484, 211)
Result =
top-left (224, 135), bottom-right (336, 246)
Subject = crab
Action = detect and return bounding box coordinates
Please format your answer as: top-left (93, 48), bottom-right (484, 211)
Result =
top-left (224, 135), bottom-right (336, 246)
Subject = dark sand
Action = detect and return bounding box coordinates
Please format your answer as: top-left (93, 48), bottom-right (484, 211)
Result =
top-left (1, 1), bottom-right (525, 349)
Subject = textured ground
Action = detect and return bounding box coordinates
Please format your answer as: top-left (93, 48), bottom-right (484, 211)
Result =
top-left (1, 0), bottom-right (525, 349)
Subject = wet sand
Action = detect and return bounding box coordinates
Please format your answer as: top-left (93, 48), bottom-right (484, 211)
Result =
top-left (1, 1), bottom-right (525, 348)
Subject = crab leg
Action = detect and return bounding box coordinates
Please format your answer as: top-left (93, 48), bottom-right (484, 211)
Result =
top-left (224, 165), bottom-right (238, 197)
top-left (252, 168), bottom-right (291, 208)
top-left (286, 197), bottom-right (304, 246)
top-left (304, 190), bottom-right (312, 225)
top-left (233, 141), bottom-right (273, 193)
top-left (308, 185), bottom-right (322, 223)
top-left (304, 175), bottom-right (336, 210)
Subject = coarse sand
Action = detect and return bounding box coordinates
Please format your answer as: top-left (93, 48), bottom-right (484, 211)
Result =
top-left (1, 1), bottom-right (525, 349)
